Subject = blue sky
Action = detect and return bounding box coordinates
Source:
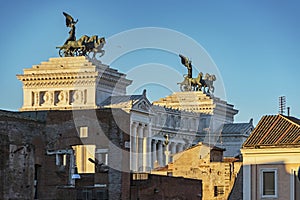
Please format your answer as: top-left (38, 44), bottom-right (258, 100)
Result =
top-left (0, 0), bottom-right (299, 125)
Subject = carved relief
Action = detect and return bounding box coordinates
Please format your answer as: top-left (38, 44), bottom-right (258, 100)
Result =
top-left (56, 90), bottom-right (69, 105)
top-left (137, 101), bottom-right (149, 111)
top-left (41, 91), bottom-right (54, 106)
top-left (175, 116), bottom-right (180, 128)
top-left (71, 90), bottom-right (84, 105)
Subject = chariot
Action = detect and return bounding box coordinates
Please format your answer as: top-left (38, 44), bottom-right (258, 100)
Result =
top-left (56, 35), bottom-right (105, 58)
top-left (56, 43), bottom-right (85, 57)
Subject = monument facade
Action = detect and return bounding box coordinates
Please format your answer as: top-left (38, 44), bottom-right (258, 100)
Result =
top-left (15, 13), bottom-right (251, 175)
top-left (0, 12), bottom-right (256, 200)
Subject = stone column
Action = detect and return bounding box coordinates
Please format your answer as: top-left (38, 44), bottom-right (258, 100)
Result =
top-left (151, 139), bottom-right (158, 168)
top-left (177, 143), bottom-right (184, 153)
top-left (144, 126), bottom-right (152, 172)
top-left (157, 140), bottom-right (163, 166)
top-left (130, 122), bottom-right (138, 172)
top-left (171, 142), bottom-right (177, 154)
top-left (170, 142), bottom-right (176, 162)
top-left (137, 123), bottom-right (145, 172)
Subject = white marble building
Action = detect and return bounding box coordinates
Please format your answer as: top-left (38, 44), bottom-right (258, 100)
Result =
top-left (17, 56), bottom-right (252, 173)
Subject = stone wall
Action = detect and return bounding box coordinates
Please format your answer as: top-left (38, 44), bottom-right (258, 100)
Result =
top-left (172, 143), bottom-right (242, 200)
top-left (0, 108), bottom-right (130, 200)
top-left (0, 110), bottom-right (45, 199)
top-left (131, 173), bottom-right (202, 199)
top-left (228, 165), bottom-right (243, 200)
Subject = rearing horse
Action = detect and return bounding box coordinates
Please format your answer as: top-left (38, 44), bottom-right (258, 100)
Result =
top-left (89, 37), bottom-right (106, 59)
top-left (189, 72), bottom-right (203, 91)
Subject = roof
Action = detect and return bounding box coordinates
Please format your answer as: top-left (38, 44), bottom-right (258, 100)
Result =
top-left (221, 121), bottom-right (253, 135)
top-left (243, 114), bottom-right (300, 148)
top-left (100, 95), bottom-right (143, 107)
top-left (152, 163), bottom-right (173, 172)
top-left (223, 157), bottom-right (240, 162)
top-left (177, 142), bottom-right (225, 154)
top-left (0, 109), bottom-right (44, 122)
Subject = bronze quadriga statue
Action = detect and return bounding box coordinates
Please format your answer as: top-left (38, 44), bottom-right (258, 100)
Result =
top-left (177, 54), bottom-right (216, 94)
top-left (56, 12), bottom-right (106, 59)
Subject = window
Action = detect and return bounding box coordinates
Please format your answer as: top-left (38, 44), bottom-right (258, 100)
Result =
top-left (214, 186), bottom-right (224, 197)
top-left (80, 126), bottom-right (88, 138)
top-left (95, 149), bottom-right (108, 165)
top-left (55, 154), bottom-right (67, 166)
top-left (76, 189), bottom-right (92, 200)
top-left (96, 190), bottom-right (108, 200)
top-left (132, 173), bottom-right (148, 180)
top-left (261, 169), bottom-right (277, 198)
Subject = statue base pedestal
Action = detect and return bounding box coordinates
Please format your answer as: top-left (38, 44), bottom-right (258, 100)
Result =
top-left (17, 56), bottom-right (132, 111)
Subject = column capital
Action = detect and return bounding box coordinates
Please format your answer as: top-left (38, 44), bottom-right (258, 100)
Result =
top-left (157, 140), bottom-right (163, 145)
top-left (169, 141), bottom-right (176, 148)
top-left (143, 124), bottom-right (151, 137)
top-left (139, 123), bottom-right (146, 128)
top-left (152, 139), bottom-right (158, 145)
top-left (131, 121), bottom-right (138, 128)
top-left (137, 123), bottom-right (145, 138)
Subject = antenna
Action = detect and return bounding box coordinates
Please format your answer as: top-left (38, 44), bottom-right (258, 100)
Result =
top-left (279, 96), bottom-right (286, 114)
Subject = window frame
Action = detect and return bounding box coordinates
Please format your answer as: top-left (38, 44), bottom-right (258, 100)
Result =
top-left (260, 168), bottom-right (278, 198)
top-left (214, 185), bottom-right (225, 197)
top-left (79, 126), bottom-right (88, 138)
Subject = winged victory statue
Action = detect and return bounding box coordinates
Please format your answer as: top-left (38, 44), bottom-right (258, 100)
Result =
top-left (56, 12), bottom-right (106, 60)
top-left (177, 54), bottom-right (216, 94)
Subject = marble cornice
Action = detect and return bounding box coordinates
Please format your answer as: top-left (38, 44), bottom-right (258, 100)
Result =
top-left (97, 73), bottom-right (132, 85)
top-left (17, 71), bottom-right (98, 81)
top-left (22, 79), bottom-right (96, 88)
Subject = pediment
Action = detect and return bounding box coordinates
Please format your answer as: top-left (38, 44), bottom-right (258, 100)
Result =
top-left (131, 98), bottom-right (153, 114)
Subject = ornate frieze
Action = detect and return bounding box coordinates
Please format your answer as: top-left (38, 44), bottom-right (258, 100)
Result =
top-left (153, 91), bottom-right (238, 123)
top-left (29, 89), bottom-right (87, 108)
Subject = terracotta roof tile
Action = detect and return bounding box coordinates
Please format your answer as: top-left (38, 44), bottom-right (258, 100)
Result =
top-left (243, 114), bottom-right (300, 148)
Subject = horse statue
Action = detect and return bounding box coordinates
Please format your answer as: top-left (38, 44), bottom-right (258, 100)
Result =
top-left (203, 73), bottom-right (216, 93)
top-left (177, 54), bottom-right (217, 94)
top-left (177, 75), bottom-right (191, 91)
top-left (89, 37), bottom-right (106, 59)
top-left (65, 35), bottom-right (89, 49)
top-left (62, 35), bottom-right (105, 58)
top-left (78, 35), bottom-right (106, 59)
top-left (57, 12), bottom-right (106, 59)
top-left (177, 72), bottom-right (203, 91)
top-left (59, 35), bottom-right (88, 56)
top-left (189, 72), bottom-right (203, 91)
